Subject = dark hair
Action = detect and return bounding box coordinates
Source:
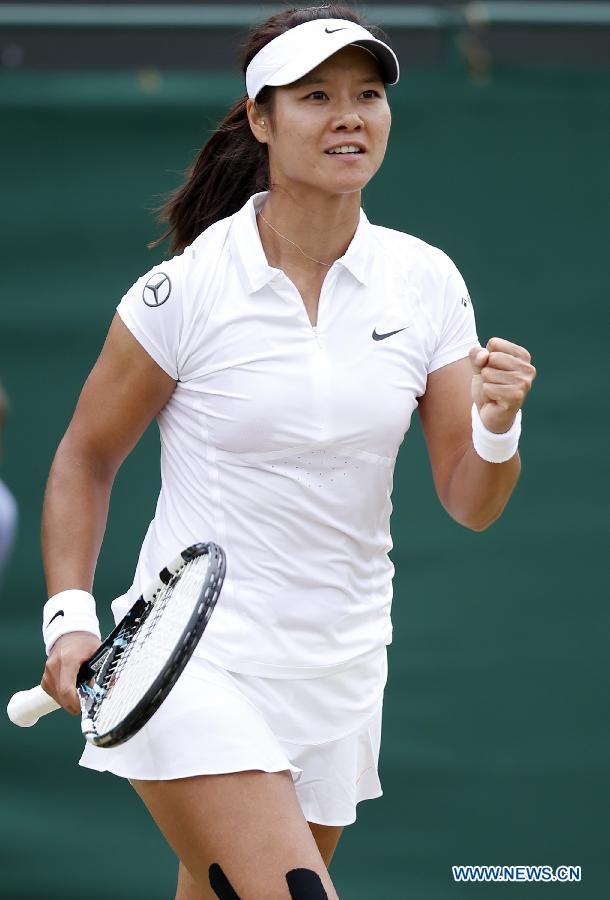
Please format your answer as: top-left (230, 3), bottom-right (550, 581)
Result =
top-left (148, 4), bottom-right (387, 254)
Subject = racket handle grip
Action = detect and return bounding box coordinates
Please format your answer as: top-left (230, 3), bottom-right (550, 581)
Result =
top-left (7, 686), bottom-right (61, 727)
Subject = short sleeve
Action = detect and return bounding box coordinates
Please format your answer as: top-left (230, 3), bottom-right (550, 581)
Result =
top-left (427, 256), bottom-right (479, 374)
top-left (116, 254), bottom-right (184, 380)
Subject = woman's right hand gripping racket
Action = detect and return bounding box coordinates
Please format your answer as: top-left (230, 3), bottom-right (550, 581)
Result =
top-left (7, 542), bottom-right (225, 748)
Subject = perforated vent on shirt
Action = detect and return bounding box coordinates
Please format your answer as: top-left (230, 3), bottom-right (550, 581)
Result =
top-left (269, 447), bottom-right (361, 489)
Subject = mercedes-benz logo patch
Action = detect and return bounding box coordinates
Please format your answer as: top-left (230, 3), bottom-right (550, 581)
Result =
top-left (143, 272), bottom-right (171, 307)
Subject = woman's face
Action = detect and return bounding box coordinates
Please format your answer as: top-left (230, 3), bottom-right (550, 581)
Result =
top-left (252, 45), bottom-right (392, 198)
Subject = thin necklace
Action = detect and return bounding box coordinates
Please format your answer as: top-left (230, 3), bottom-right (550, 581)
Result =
top-left (258, 212), bottom-right (332, 269)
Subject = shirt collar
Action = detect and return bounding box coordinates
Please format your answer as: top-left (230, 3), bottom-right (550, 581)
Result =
top-left (337, 205), bottom-right (373, 286)
top-left (229, 192), bottom-right (278, 294)
top-left (229, 191), bottom-right (373, 294)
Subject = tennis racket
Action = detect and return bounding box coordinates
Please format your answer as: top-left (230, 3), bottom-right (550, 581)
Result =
top-left (7, 542), bottom-right (225, 748)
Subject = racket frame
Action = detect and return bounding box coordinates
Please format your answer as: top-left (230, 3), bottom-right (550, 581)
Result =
top-left (77, 541), bottom-right (225, 748)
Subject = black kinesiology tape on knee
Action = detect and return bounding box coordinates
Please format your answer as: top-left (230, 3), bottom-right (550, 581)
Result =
top-left (209, 862), bottom-right (241, 899)
top-left (286, 868), bottom-right (329, 899)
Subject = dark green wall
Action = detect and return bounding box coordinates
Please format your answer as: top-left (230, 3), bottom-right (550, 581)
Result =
top-left (1, 66), bottom-right (608, 899)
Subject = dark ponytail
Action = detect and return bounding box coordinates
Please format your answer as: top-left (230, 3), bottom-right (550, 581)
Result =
top-left (148, 4), bottom-right (384, 254)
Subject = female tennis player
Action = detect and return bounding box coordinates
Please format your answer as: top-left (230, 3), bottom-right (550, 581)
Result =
top-left (39, 5), bottom-right (535, 899)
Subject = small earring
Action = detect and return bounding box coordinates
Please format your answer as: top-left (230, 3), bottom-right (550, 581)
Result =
top-left (261, 120), bottom-right (265, 127)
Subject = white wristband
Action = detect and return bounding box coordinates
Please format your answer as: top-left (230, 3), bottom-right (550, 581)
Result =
top-left (471, 403), bottom-right (522, 463)
top-left (42, 589), bottom-right (101, 656)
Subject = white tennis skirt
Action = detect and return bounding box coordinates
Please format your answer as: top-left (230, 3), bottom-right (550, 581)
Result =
top-left (79, 644), bottom-right (388, 826)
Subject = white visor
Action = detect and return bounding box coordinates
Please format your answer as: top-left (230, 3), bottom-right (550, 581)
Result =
top-left (245, 18), bottom-right (400, 101)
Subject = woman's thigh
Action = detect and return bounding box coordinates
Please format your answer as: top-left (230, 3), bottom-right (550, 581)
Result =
top-left (176, 822), bottom-right (343, 899)
top-left (131, 769), bottom-right (339, 900)
top-left (307, 823), bottom-right (343, 868)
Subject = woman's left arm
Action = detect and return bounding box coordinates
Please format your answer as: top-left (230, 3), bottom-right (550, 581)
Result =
top-left (418, 337), bottom-right (536, 531)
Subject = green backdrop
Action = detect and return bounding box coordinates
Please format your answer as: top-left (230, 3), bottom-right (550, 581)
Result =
top-left (1, 64), bottom-right (608, 898)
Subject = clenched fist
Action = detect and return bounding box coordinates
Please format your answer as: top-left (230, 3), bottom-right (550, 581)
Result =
top-left (469, 337), bottom-right (536, 434)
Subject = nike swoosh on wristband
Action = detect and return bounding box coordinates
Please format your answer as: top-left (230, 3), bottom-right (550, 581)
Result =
top-left (325, 27), bottom-right (347, 34)
top-left (372, 327), bottom-right (407, 341)
top-left (47, 610), bottom-right (65, 626)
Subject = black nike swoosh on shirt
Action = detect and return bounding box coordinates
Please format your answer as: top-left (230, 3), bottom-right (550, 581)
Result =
top-left (47, 610), bottom-right (65, 626)
top-left (325, 27), bottom-right (347, 33)
top-left (372, 327), bottom-right (407, 341)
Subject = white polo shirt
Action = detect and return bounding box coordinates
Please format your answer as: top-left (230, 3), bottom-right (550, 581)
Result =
top-left (113, 191), bottom-right (478, 677)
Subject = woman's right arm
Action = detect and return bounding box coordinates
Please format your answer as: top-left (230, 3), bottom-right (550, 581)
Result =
top-left (41, 313), bottom-right (176, 713)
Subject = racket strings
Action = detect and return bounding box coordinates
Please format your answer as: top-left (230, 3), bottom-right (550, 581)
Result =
top-left (91, 554), bottom-right (211, 735)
